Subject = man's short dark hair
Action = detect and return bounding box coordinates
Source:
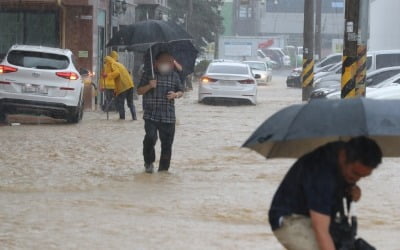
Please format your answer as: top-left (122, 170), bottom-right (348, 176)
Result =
top-left (345, 136), bottom-right (382, 168)
top-left (155, 51), bottom-right (171, 60)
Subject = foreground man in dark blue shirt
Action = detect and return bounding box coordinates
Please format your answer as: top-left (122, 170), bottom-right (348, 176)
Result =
top-left (269, 137), bottom-right (382, 250)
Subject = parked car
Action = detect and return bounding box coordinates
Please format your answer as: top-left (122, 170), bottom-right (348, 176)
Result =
top-left (310, 66), bottom-right (400, 99)
top-left (0, 45), bottom-right (84, 123)
top-left (287, 61), bottom-right (342, 88)
top-left (198, 62), bottom-right (259, 105)
top-left (367, 85), bottom-right (400, 100)
top-left (287, 53), bottom-right (343, 88)
top-left (262, 48), bottom-right (290, 68)
top-left (288, 50), bottom-right (400, 89)
top-left (315, 53), bottom-right (342, 71)
top-left (243, 61), bottom-right (272, 85)
top-left (326, 72), bottom-right (400, 100)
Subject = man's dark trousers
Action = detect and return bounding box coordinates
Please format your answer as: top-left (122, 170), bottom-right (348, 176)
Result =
top-left (117, 87), bottom-right (137, 120)
top-left (143, 119), bottom-right (176, 171)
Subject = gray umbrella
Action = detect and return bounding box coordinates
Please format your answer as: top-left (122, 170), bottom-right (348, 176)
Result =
top-left (243, 98), bottom-right (400, 158)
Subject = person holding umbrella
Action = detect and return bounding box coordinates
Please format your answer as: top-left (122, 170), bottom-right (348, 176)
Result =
top-left (137, 51), bottom-right (184, 173)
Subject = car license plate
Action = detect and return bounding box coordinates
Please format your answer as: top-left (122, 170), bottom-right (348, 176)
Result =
top-left (220, 80), bottom-right (235, 86)
top-left (22, 85), bottom-right (48, 95)
top-left (22, 85), bottom-right (37, 93)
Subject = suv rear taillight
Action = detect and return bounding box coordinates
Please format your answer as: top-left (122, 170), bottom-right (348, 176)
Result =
top-left (239, 79), bottom-right (255, 84)
top-left (56, 72), bottom-right (79, 80)
top-left (0, 65), bottom-right (18, 74)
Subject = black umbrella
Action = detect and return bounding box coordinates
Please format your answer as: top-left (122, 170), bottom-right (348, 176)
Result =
top-left (107, 20), bottom-right (196, 78)
top-left (143, 40), bottom-right (198, 78)
top-left (243, 98), bottom-right (400, 158)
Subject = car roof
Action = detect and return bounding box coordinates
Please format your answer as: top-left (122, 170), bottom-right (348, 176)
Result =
top-left (243, 61), bottom-right (266, 64)
top-left (368, 66), bottom-right (400, 75)
top-left (209, 62), bottom-right (248, 67)
top-left (9, 45), bottom-right (72, 56)
top-left (368, 49), bottom-right (400, 55)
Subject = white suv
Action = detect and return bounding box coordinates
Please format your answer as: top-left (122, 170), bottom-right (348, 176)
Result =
top-left (0, 45), bottom-right (84, 123)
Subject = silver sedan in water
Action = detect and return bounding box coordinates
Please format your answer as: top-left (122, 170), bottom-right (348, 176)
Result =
top-left (199, 62), bottom-right (260, 105)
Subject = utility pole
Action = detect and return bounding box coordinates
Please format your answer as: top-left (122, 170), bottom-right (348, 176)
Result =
top-left (302, 0), bottom-right (315, 101)
top-left (187, 0), bottom-right (193, 31)
top-left (315, 0), bottom-right (322, 61)
top-left (341, 0), bottom-right (368, 98)
top-left (355, 0), bottom-right (369, 96)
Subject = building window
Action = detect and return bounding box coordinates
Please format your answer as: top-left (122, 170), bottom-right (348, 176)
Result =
top-left (0, 10), bottom-right (59, 57)
top-left (239, 5), bottom-right (252, 19)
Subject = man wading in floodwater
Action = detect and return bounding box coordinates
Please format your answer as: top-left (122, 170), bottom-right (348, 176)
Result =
top-left (269, 137), bottom-right (382, 250)
top-left (137, 52), bottom-right (183, 173)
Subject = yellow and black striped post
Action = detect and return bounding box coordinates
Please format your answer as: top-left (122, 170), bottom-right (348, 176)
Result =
top-left (355, 45), bottom-right (367, 96)
top-left (341, 0), bottom-right (360, 99)
top-left (302, 0), bottom-right (314, 101)
top-left (302, 58), bottom-right (314, 97)
top-left (341, 55), bottom-right (358, 98)
top-left (341, 0), bottom-right (369, 98)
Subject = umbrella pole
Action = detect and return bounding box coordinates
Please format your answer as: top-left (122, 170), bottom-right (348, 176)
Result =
top-left (150, 46), bottom-right (155, 79)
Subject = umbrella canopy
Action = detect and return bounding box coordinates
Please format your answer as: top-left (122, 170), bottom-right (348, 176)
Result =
top-left (107, 20), bottom-right (193, 48)
top-left (243, 98), bottom-right (400, 158)
top-left (107, 20), bottom-right (196, 78)
top-left (143, 40), bottom-right (198, 77)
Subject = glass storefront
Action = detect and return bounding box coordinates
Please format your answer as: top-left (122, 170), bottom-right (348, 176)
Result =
top-left (0, 10), bottom-right (59, 59)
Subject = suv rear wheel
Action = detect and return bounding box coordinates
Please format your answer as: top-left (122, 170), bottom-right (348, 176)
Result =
top-left (67, 100), bottom-right (83, 124)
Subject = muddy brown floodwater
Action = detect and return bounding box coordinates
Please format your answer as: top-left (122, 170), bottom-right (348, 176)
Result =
top-left (1, 76), bottom-right (399, 250)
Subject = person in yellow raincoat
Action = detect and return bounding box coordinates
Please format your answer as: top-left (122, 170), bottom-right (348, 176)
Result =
top-left (101, 52), bottom-right (119, 111)
top-left (104, 56), bottom-right (137, 120)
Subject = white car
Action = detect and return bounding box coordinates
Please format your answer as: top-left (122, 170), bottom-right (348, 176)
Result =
top-left (243, 61), bottom-right (272, 85)
top-left (0, 45), bottom-right (84, 123)
top-left (199, 62), bottom-right (259, 105)
top-left (326, 73), bottom-right (400, 100)
top-left (367, 85), bottom-right (400, 99)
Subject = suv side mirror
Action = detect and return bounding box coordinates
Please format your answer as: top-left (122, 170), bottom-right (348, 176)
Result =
top-left (80, 68), bottom-right (89, 75)
top-left (254, 74), bottom-right (261, 79)
top-left (366, 78), bottom-right (373, 86)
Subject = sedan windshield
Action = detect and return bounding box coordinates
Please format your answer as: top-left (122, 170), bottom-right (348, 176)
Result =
top-left (246, 62), bottom-right (266, 71)
top-left (208, 65), bottom-right (249, 75)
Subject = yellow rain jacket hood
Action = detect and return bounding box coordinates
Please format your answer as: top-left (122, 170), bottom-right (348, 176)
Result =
top-left (110, 51), bottom-right (119, 61)
top-left (100, 56), bottom-right (116, 89)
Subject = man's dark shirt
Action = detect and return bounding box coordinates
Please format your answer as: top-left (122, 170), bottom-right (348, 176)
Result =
top-left (269, 142), bottom-right (348, 231)
top-left (138, 71), bottom-right (183, 123)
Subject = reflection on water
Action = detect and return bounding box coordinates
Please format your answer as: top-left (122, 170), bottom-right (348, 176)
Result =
top-left (1, 77), bottom-right (399, 249)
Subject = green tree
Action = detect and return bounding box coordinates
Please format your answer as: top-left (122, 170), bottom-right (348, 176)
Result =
top-left (168, 0), bottom-right (224, 51)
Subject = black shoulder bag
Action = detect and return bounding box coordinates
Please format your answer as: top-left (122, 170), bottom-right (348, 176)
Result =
top-left (330, 197), bottom-right (377, 250)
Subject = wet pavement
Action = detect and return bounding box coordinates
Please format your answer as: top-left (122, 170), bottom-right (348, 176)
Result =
top-left (1, 75), bottom-right (399, 249)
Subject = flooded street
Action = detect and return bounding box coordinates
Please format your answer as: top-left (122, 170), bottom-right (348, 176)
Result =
top-left (1, 76), bottom-right (399, 250)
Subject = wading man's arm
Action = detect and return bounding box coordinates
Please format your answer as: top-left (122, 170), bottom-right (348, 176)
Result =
top-left (137, 80), bottom-right (157, 95)
top-left (310, 210), bottom-right (336, 250)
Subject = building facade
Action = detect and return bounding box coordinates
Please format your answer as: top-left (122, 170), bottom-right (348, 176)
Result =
top-left (260, 0), bottom-right (345, 54)
top-left (369, 0), bottom-right (400, 51)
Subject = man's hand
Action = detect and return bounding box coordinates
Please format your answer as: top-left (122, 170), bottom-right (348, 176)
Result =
top-left (102, 73), bottom-right (107, 78)
top-left (149, 80), bottom-right (157, 89)
top-left (167, 91), bottom-right (177, 100)
top-left (347, 185), bottom-right (362, 202)
top-left (137, 80), bottom-right (157, 95)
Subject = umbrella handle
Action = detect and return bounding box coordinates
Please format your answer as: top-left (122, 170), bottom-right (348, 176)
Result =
top-left (150, 46), bottom-right (155, 79)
